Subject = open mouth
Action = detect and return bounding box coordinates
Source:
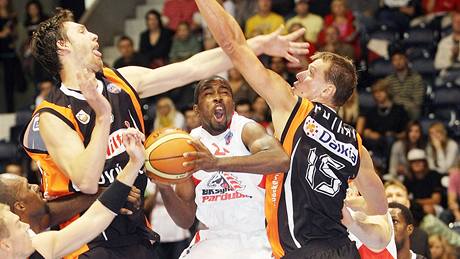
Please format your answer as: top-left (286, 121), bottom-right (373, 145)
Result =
top-left (93, 44), bottom-right (102, 58)
top-left (213, 105), bottom-right (225, 123)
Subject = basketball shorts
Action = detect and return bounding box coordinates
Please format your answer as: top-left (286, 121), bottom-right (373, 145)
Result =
top-left (282, 237), bottom-right (360, 259)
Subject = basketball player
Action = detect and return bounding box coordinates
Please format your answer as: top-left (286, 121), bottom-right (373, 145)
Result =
top-left (156, 76), bottom-right (290, 258)
top-left (0, 129), bottom-right (145, 259)
top-left (195, 1), bottom-right (390, 258)
top-left (21, 8), bottom-right (307, 258)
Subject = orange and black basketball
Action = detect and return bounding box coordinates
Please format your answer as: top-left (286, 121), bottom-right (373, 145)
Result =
top-left (144, 128), bottom-right (196, 184)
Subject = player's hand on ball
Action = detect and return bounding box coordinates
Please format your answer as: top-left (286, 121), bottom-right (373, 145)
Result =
top-left (123, 128), bottom-right (146, 168)
top-left (183, 139), bottom-right (218, 173)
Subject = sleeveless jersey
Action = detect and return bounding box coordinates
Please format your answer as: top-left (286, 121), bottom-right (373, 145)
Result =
top-left (190, 113), bottom-right (266, 234)
top-left (265, 97), bottom-right (362, 258)
top-left (21, 68), bottom-right (153, 256)
top-left (349, 212), bottom-right (397, 259)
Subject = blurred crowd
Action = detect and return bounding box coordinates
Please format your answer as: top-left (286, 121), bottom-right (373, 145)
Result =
top-left (3, 0), bottom-right (460, 258)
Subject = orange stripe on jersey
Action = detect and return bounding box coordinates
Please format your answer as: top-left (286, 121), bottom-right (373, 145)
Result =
top-left (265, 98), bottom-right (314, 259)
top-left (63, 244), bottom-right (89, 259)
top-left (36, 100), bottom-right (84, 139)
top-left (103, 67), bottom-right (145, 134)
top-left (356, 133), bottom-right (363, 158)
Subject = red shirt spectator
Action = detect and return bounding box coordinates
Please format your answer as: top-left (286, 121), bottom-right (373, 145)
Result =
top-left (422, 0), bottom-right (460, 13)
top-left (319, 0), bottom-right (356, 44)
top-left (162, 0), bottom-right (198, 31)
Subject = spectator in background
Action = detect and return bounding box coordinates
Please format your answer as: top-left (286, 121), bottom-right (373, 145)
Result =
top-left (235, 99), bottom-right (252, 118)
top-left (153, 96), bottom-right (185, 130)
top-left (139, 9), bottom-right (172, 68)
top-left (338, 89), bottom-right (359, 126)
top-left (321, 0), bottom-right (357, 44)
top-left (286, 23), bottom-right (314, 76)
top-left (318, 26), bottom-right (355, 60)
top-left (162, 0), bottom-right (198, 31)
top-left (428, 234), bottom-right (456, 259)
top-left (113, 36), bottom-right (148, 69)
top-left (389, 121), bottom-right (426, 179)
top-left (0, 0), bottom-right (25, 112)
top-left (389, 202), bottom-right (428, 259)
top-left (426, 122), bottom-right (459, 175)
top-left (422, 0), bottom-right (460, 14)
top-left (347, 0), bottom-right (379, 33)
top-left (385, 50), bottom-right (425, 120)
top-left (441, 162), bottom-right (460, 225)
top-left (227, 68), bottom-right (257, 103)
top-left (245, 0), bottom-right (284, 38)
top-left (285, 0), bottom-right (324, 44)
top-left (385, 180), bottom-right (431, 258)
top-left (378, 0), bottom-right (422, 33)
top-left (270, 56), bottom-right (289, 82)
top-left (357, 80), bottom-right (409, 168)
top-left (182, 105), bottom-right (200, 132)
top-left (435, 12), bottom-right (460, 71)
top-left (169, 22), bottom-right (201, 63)
top-left (24, 0), bottom-right (48, 37)
top-left (404, 149), bottom-right (442, 215)
top-left (234, 0), bottom-right (257, 28)
top-left (4, 163), bottom-right (23, 177)
top-left (34, 79), bottom-right (53, 106)
top-left (251, 96), bottom-right (270, 127)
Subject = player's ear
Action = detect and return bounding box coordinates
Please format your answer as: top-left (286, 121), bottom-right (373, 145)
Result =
top-left (193, 104), bottom-right (200, 116)
top-left (13, 201), bottom-right (26, 213)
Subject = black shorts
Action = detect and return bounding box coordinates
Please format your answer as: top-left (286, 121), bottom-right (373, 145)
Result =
top-left (282, 237), bottom-right (360, 259)
top-left (78, 242), bottom-right (159, 259)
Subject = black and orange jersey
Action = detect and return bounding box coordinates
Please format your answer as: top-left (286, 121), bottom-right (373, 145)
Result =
top-left (22, 67), bottom-right (153, 256)
top-left (265, 97), bottom-right (362, 258)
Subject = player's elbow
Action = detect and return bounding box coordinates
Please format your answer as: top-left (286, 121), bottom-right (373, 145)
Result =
top-left (277, 153), bottom-right (290, 172)
top-left (76, 180), bottom-right (99, 194)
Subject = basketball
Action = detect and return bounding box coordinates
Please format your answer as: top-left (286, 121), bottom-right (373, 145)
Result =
top-left (144, 128), bottom-right (196, 184)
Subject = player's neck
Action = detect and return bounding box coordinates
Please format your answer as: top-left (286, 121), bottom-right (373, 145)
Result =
top-left (397, 242), bottom-right (411, 259)
top-left (60, 62), bottom-right (96, 91)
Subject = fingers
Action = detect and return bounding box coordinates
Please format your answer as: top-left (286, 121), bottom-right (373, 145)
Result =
top-left (187, 139), bottom-right (207, 151)
top-left (285, 53), bottom-right (300, 64)
top-left (285, 28), bottom-right (306, 41)
top-left (289, 42), bottom-right (309, 54)
top-left (272, 25), bottom-right (285, 36)
top-left (119, 208), bottom-right (133, 215)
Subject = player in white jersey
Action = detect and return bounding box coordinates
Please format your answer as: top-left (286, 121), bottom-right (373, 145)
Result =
top-left (156, 76), bottom-right (290, 259)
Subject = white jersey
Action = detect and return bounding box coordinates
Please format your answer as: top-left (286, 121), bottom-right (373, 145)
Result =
top-left (190, 113), bottom-right (266, 234)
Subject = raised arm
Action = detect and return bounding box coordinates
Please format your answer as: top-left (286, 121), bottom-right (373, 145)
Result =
top-left (184, 122), bottom-right (289, 174)
top-left (32, 129), bottom-right (145, 259)
top-left (193, 0), bottom-right (303, 132)
top-left (39, 70), bottom-right (111, 194)
top-left (119, 27), bottom-right (307, 101)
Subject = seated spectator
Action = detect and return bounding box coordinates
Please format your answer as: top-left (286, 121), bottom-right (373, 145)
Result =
top-left (227, 68), bottom-right (257, 103)
top-left (422, 0), bottom-right (460, 14)
top-left (234, 0), bottom-right (257, 28)
top-left (321, 0), bottom-right (357, 44)
top-left (34, 79), bottom-right (53, 107)
top-left (169, 22), bottom-right (201, 63)
top-left (337, 89), bottom-right (359, 126)
top-left (286, 0), bottom-right (324, 43)
top-left (440, 162), bottom-right (460, 225)
top-left (4, 163), bottom-right (23, 177)
top-left (404, 149), bottom-right (443, 215)
top-left (286, 23), bottom-right (314, 76)
top-left (389, 202), bottom-right (428, 259)
top-left (182, 105), bottom-right (200, 132)
top-left (153, 97), bottom-right (185, 130)
top-left (24, 0), bottom-right (48, 37)
top-left (389, 121), bottom-right (426, 179)
top-left (347, 0), bottom-right (379, 33)
top-left (270, 56), bottom-right (289, 82)
top-left (139, 9), bottom-right (172, 68)
top-left (162, 0), bottom-right (198, 31)
top-left (377, 0), bottom-right (422, 33)
top-left (429, 234), bottom-right (456, 259)
top-left (318, 26), bottom-right (355, 60)
top-left (235, 99), bottom-right (253, 118)
top-left (435, 12), bottom-right (460, 71)
top-left (384, 50), bottom-right (425, 120)
top-left (426, 122), bottom-right (459, 174)
top-left (245, 0), bottom-right (285, 38)
top-left (113, 36), bottom-right (148, 69)
top-left (357, 80), bottom-right (409, 167)
top-left (251, 96), bottom-right (271, 130)
top-left (385, 180), bottom-right (432, 258)
top-left (194, 0), bottom-right (235, 42)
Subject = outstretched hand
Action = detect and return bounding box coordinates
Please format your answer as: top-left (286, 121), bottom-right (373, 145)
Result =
top-left (77, 68), bottom-right (111, 119)
top-left (260, 26), bottom-right (309, 64)
top-left (183, 139), bottom-right (218, 173)
top-left (122, 128), bottom-right (146, 168)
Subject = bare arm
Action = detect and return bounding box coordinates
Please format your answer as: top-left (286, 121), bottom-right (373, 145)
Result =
top-left (119, 30), bottom-right (308, 99)
top-left (354, 146), bottom-right (388, 215)
top-left (156, 179), bottom-right (197, 229)
top-left (194, 0), bottom-right (302, 134)
top-left (32, 129), bottom-right (145, 259)
top-left (47, 191), bottom-right (100, 227)
top-left (184, 122), bottom-right (289, 174)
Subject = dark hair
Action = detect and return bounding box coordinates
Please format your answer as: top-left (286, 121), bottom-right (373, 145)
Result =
top-left (145, 9), bottom-right (163, 29)
top-left (194, 76), bottom-right (233, 104)
top-left (117, 35), bottom-right (133, 46)
top-left (389, 202), bottom-right (414, 226)
top-left (31, 8), bottom-right (74, 77)
top-left (403, 121), bottom-right (426, 156)
top-left (236, 99), bottom-right (251, 107)
top-left (311, 52), bottom-right (357, 106)
top-left (25, 0), bottom-right (46, 25)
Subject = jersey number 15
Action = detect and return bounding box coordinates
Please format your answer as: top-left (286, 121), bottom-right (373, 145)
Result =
top-left (306, 148), bottom-right (344, 197)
